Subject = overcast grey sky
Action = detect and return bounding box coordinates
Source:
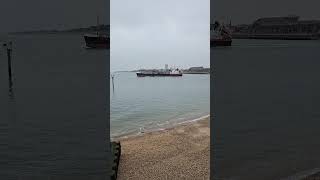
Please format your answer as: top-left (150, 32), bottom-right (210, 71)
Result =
top-left (1, 0), bottom-right (109, 33)
top-left (2, 0), bottom-right (320, 32)
top-left (111, 0), bottom-right (210, 72)
top-left (212, 0), bottom-right (320, 24)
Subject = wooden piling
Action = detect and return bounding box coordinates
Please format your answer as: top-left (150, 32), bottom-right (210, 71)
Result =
top-left (110, 141), bottom-right (121, 179)
top-left (111, 74), bottom-right (114, 92)
top-left (7, 46), bottom-right (13, 87)
top-left (3, 42), bottom-right (13, 88)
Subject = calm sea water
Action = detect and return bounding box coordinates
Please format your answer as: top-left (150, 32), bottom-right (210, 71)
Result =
top-left (212, 39), bottom-right (320, 180)
top-left (110, 72), bottom-right (210, 138)
top-left (0, 34), bottom-right (110, 179)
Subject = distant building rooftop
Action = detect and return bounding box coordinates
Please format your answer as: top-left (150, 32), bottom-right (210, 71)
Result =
top-left (189, 67), bottom-right (204, 70)
top-left (252, 16), bottom-right (320, 26)
top-left (253, 16), bottom-right (298, 26)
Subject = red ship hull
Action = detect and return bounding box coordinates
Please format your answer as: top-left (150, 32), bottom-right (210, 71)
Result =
top-left (84, 35), bottom-right (110, 49)
top-left (210, 39), bottom-right (232, 47)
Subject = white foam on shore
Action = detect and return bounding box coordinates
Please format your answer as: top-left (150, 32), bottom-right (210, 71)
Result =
top-left (175, 114), bottom-right (210, 125)
top-left (111, 114), bottom-right (210, 140)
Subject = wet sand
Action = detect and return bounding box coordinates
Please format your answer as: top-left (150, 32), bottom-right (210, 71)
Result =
top-left (116, 117), bottom-right (210, 180)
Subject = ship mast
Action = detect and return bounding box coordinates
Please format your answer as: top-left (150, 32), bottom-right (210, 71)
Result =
top-left (96, 15), bottom-right (100, 36)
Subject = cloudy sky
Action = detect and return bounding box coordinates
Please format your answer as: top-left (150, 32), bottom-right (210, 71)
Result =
top-left (111, 0), bottom-right (210, 72)
top-left (1, 0), bottom-right (109, 33)
top-left (2, 0), bottom-right (319, 32)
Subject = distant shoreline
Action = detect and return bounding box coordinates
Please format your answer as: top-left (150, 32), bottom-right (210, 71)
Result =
top-left (114, 71), bottom-right (210, 74)
top-left (115, 67), bottom-right (210, 74)
top-left (8, 25), bottom-right (110, 35)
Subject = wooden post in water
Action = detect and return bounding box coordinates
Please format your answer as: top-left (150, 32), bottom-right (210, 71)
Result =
top-left (3, 42), bottom-right (13, 87)
top-left (111, 74), bottom-right (115, 92)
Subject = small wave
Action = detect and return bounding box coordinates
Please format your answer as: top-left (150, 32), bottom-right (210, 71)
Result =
top-left (111, 114), bottom-right (210, 140)
top-left (176, 114), bottom-right (210, 125)
top-left (279, 168), bottom-right (320, 180)
top-left (139, 127), bottom-right (145, 133)
top-left (156, 120), bottom-right (170, 127)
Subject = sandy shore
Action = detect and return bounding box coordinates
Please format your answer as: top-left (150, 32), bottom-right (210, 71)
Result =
top-left (115, 116), bottom-right (210, 180)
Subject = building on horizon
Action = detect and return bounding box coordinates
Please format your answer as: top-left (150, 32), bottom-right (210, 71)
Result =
top-left (230, 16), bottom-right (320, 40)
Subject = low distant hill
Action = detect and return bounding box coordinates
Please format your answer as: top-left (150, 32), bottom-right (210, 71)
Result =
top-left (10, 25), bottom-right (110, 35)
top-left (182, 67), bottom-right (210, 74)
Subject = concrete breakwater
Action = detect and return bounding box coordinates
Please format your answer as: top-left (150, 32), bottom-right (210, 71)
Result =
top-left (110, 141), bottom-right (121, 180)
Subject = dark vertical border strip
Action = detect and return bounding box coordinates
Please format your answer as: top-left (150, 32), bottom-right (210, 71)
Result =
top-left (106, 0), bottom-right (111, 179)
top-left (210, 0), bottom-right (216, 179)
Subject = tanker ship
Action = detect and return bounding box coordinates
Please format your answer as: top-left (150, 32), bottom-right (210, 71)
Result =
top-left (84, 33), bottom-right (109, 48)
top-left (84, 16), bottom-right (110, 49)
top-left (136, 65), bottom-right (182, 77)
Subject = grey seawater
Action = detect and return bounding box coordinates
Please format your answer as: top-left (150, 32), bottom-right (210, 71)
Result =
top-left (110, 72), bottom-right (209, 138)
top-left (212, 39), bottom-right (320, 180)
top-left (0, 34), bottom-right (109, 179)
